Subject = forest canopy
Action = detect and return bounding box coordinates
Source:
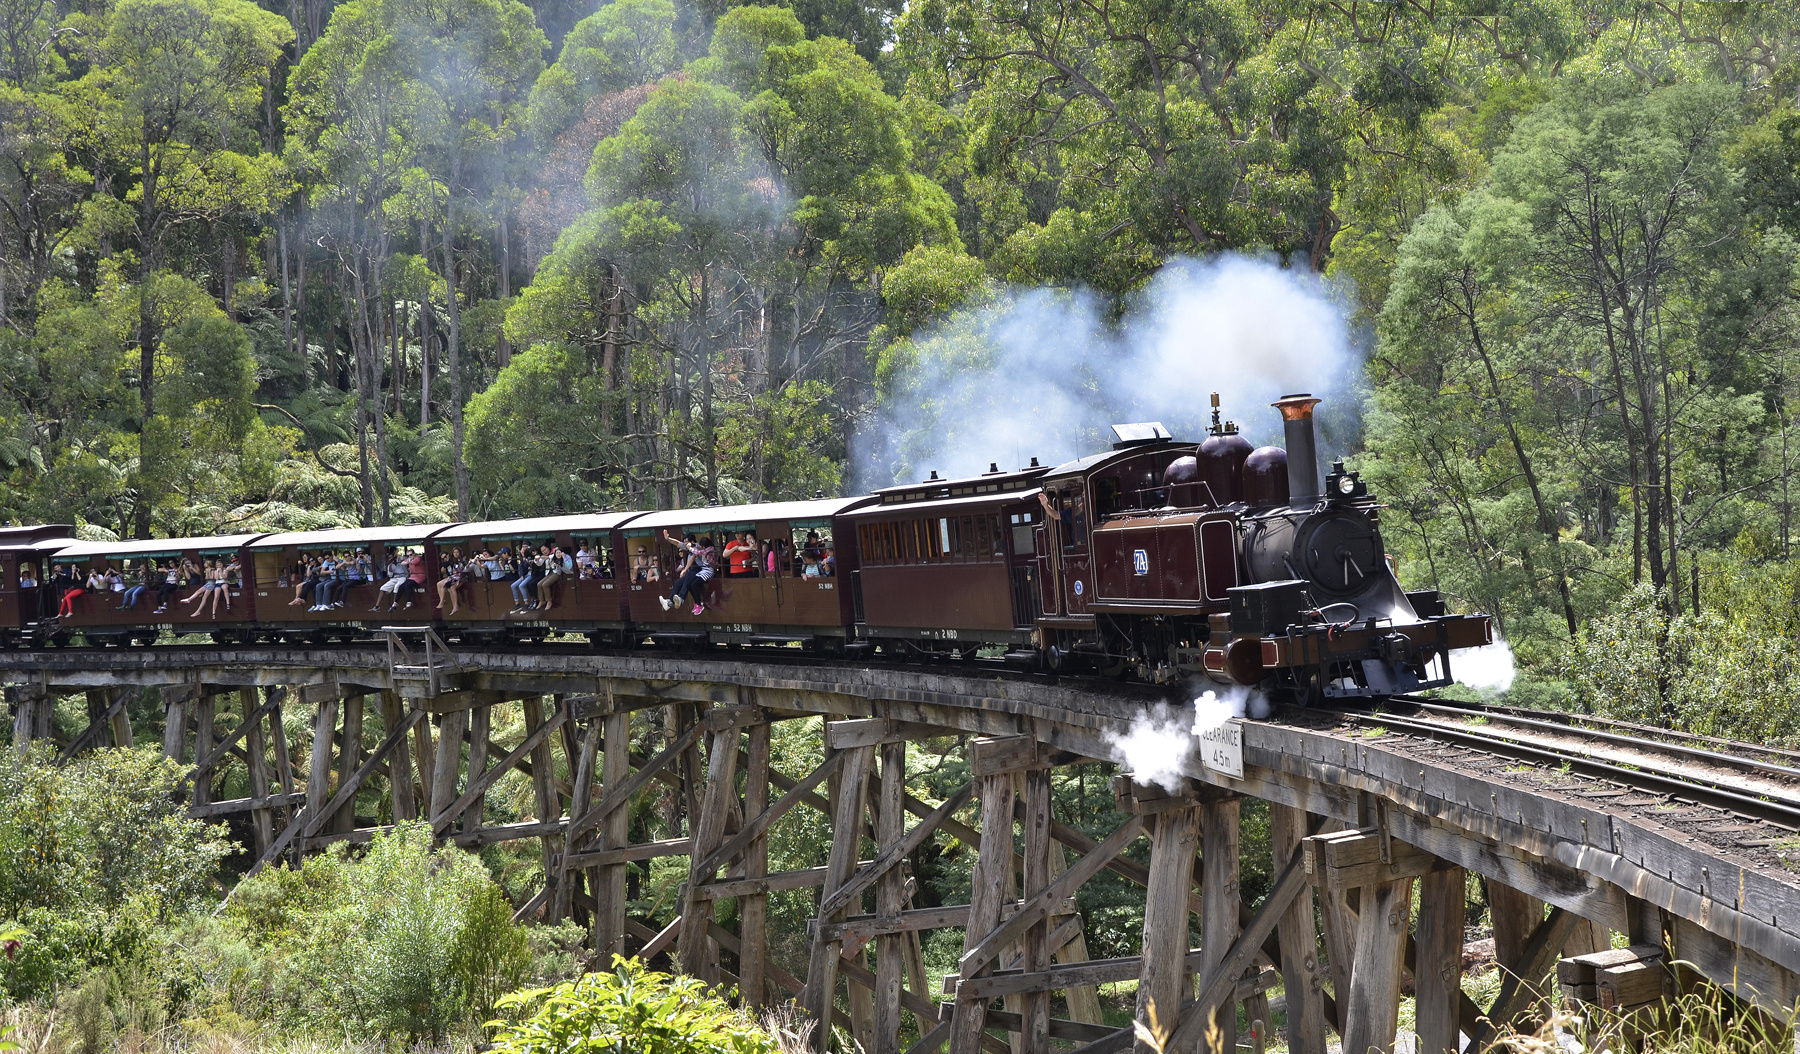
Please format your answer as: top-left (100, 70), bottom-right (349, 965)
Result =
top-left (5, 2), bottom-right (1800, 704)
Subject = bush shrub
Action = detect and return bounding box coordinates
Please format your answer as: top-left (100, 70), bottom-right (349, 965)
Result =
top-left (222, 820), bottom-right (577, 1041)
top-left (0, 746), bottom-right (232, 1000)
top-left (490, 957), bottom-right (777, 1054)
top-left (1562, 577), bottom-right (1800, 744)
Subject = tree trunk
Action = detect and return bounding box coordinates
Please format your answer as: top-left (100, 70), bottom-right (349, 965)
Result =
top-left (438, 205), bottom-right (471, 518)
top-left (496, 202), bottom-right (512, 369)
top-left (294, 211), bottom-right (308, 381)
top-left (601, 264), bottom-right (621, 435)
top-left (135, 136), bottom-right (158, 540)
top-left (1460, 277), bottom-right (1578, 638)
top-left (699, 267), bottom-right (717, 502)
top-left (220, 221), bottom-right (236, 320)
top-left (279, 213), bottom-right (295, 367)
top-left (371, 277), bottom-right (392, 526)
top-left (420, 297), bottom-right (432, 427)
top-left (351, 267), bottom-right (375, 527)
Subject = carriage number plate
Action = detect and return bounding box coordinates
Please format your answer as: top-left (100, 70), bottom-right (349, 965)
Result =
top-left (1200, 720), bottom-right (1244, 780)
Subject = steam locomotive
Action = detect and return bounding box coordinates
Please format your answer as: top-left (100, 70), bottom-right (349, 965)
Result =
top-left (0, 394), bottom-right (1491, 703)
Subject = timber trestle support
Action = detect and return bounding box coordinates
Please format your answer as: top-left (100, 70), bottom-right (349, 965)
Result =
top-left (7, 648), bottom-right (1800, 1053)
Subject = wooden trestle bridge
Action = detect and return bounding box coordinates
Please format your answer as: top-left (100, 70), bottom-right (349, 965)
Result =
top-left (7, 640), bottom-right (1800, 1054)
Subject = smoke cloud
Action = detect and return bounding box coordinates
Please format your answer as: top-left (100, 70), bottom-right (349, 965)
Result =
top-left (1455, 633), bottom-right (1518, 695)
top-left (857, 253), bottom-right (1363, 488)
top-left (1107, 685), bottom-right (1270, 791)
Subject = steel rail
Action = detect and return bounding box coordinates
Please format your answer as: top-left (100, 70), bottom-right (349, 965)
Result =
top-left (1384, 698), bottom-right (1800, 786)
top-left (1393, 693), bottom-right (1800, 768)
top-left (1329, 707), bottom-right (1800, 831)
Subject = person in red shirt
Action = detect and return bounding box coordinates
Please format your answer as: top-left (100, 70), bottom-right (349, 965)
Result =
top-left (724, 532), bottom-right (758, 577)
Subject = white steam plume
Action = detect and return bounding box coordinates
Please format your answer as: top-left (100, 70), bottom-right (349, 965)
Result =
top-left (1455, 633), bottom-right (1517, 695)
top-left (857, 254), bottom-right (1362, 488)
top-left (1108, 686), bottom-right (1271, 791)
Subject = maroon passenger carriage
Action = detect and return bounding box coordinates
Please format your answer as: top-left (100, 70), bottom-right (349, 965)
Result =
top-left (0, 525), bottom-right (79, 647)
top-left (841, 462), bottom-right (1048, 658)
top-left (245, 525), bottom-right (454, 642)
top-left (426, 513), bottom-right (639, 645)
top-left (53, 534), bottom-right (266, 646)
top-left (621, 498), bottom-right (872, 650)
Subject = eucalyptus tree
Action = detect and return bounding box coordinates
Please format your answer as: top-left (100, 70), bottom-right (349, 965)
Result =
top-left (498, 5), bottom-right (956, 510)
top-left (288, 0), bottom-right (545, 522)
top-left (527, 0), bottom-right (678, 146)
top-left (401, 0), bottom-right (546, 519)
top-left (1370, 76), bottom-right (1789, 661)
top-left (287, 0), bottom-right (418, 524)
top-left (70, 0), bottom-right (290, 534)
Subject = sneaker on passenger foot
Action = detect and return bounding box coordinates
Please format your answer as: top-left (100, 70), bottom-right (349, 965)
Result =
top-left (658, 596), bottom-right (670, 611)
top-left (691, 603), bottom-right (704, 615)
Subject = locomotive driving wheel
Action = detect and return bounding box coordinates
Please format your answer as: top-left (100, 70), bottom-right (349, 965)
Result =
top-left (1287, 667), bottom-right (1326, 708)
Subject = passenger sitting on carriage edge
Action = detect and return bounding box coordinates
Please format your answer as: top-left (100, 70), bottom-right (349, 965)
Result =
top-left (310, 551), bottom-right (339, 611)
top-left (401, 549), bottom-right (428, 608)
top-left (289, 555), bottom-right (321, 607)
top-left (510, 545), bottom-right (541, 611)
top-left (372, 554), bottom-right (408, 612)
top-left (535, 545), bottom-right (571, 612)
top-left (153, 561), bottom-right (180, 613)
top-left (658, 530), bottom-right (714, 614)
top-left (340, 549), bottom-right (370, 607)
top-left (120, 562), bottom-right (151, 610)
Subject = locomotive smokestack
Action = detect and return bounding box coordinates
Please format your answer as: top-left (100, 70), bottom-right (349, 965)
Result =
top-left (1273, 394), bottom-right (1323, 508)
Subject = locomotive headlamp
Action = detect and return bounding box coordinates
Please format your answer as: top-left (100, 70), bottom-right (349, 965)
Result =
top-left (1324, 459), bottom-right (1367, 499)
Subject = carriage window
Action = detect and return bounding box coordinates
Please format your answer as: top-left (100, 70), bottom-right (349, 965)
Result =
top-left (573, 535), bottom-right (612, 578)
top-left (1095, 477), bottom-right (1120, 516)
top-left (1061, 491), bottom-right (1086, 552)
top-left (18, 563), bottom-right (37, 588)
top-left (1011, 511), bottom-right (1036, 555)
top-left (786, 520), bottom-right (833, 576)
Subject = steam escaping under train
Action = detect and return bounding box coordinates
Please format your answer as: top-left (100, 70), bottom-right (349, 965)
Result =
top-left (0, 394), bottom-right (1491, 703)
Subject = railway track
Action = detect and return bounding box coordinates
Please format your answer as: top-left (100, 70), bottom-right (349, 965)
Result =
top-left (1331, 695), bottom-right (1800, 833)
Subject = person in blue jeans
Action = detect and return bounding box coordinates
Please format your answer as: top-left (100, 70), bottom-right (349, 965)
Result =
top-left (119, 563), bottom-right (151, 610)
top-left (510, 545), bottom-right (542, 611)
top-left (658, 531), bottom-right (715, 614)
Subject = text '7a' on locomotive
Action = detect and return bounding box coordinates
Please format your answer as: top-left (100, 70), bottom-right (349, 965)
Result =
top-left (1044, 393), bottom-right (1493, 702)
